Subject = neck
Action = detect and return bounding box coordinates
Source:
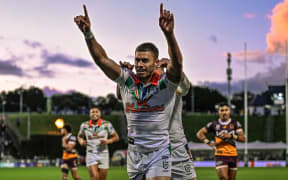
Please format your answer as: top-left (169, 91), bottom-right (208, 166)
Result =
top-left (221, 118), bottom-right (229, 122)
top-left (139, 72), bottom-right (155, 85)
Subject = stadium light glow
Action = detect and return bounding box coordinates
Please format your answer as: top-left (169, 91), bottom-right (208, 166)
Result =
top-left (54, 118), bottom-right (64, 129)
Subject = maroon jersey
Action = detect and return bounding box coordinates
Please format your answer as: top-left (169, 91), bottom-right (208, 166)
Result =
top-left (206, 119), bottom-right (243, 156)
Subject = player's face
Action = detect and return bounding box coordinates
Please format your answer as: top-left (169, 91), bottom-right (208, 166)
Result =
top-left (218, 105), bottom-right (230, 121)
top-left (60, 128), bottom-right (66, 135)
top-left (135, 51), bottom-right (157, 80)
top-left (90, 108), bottom-right (101, 121)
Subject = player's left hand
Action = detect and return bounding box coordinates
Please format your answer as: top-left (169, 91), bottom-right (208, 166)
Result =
top-left (219, 132), bottom-right (232, 139)
top-left (159, 3), bottom-right (174, 35)
top-left (74, 5), bottom-right (91, 34)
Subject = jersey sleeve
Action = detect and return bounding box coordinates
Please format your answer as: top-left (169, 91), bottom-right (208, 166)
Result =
top-left (78, 123), bottom-right (85, 137)
top-left (176, 74), bottom-right (191, 96)
top-left (107, 122), bottom-right (116, 136)
top-left (113, 67), bottom-right (131, 85)
top-left (235, 121), bottom-right (243, 133)
top-left (205, 121), bottom-right (214, 133)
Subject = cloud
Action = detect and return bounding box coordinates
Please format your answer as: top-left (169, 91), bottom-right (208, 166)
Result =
top-left (230, 50), bottom-right (267, 64)
top-left (0, 59), bottom-right (25, 77)
top-left (42, 86), bottom-right (76, 97)
top-left (33, 66), bottom-right (55, 78)
top-left (266, 0), bottom-right (288, 54)
top-left (243, 13), bottom-right (256, 19)
top-left (23, 40), bottom-right (42, 49)
top-left (41, 51), bottom-right (94, 68)
top-left (209, 35), bottom-right (218, 44)
top-left (204, 62), bottom-right (285, 94)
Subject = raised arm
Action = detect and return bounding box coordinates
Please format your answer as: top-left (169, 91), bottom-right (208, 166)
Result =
top-left (74, 5), bottom-right (120, 80)
top-left (159, 3), bottom-right (182, 84)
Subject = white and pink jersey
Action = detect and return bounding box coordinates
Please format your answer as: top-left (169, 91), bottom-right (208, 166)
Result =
top-left (115, 68), bottom-right (178, 152)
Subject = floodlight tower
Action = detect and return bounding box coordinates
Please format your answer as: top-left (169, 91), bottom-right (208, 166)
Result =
top-left (227, 53), bottom-right (232, 106)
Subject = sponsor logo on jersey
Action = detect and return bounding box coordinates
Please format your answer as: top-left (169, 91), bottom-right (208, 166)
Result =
top-left (125, 103), bottom-right (164, 113)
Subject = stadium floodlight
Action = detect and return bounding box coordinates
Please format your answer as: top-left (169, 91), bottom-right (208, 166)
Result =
top-left (54, 118), bottom-right (64, 129)
top-left (285, 40), bottom-right (288, 167)
top-left (244, 42), bottom-right (249, 167)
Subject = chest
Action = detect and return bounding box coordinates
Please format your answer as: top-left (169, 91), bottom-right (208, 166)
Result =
top-left (214, 123), bottom-right (236, 136)
top-left (84, 125), bottom-right (108, 137)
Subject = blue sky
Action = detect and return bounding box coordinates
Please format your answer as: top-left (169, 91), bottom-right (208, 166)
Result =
top-left (0, 0), bottom-right (287, 96)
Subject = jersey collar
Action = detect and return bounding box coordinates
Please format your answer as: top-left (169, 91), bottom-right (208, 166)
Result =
top-left (218, 118), bottom-right (231, 125)
top-left (133, 71), bottom-right (160, 86)
top-left (89, 118), bottom-right (102, 127)
top-left (65, 133), bottom-right (72, 139)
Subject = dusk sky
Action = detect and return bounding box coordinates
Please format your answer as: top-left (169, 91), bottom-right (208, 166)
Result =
top-left (0, 0), bottom-right (287, 97)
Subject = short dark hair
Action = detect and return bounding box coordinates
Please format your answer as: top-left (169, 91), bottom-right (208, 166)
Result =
top-left (218, 102), bottom-right (230, 108)
top-left (135, 42), bottom-right (159, 59)
top-left (90, 106), bottom-right (101, 111)
top-left (63, 124), bottom-right (72, 133)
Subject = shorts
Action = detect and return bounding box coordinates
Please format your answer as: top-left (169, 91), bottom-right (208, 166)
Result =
top-left (215, 156), bottom-right (238, 170)
top-left (86, 151), bottom-right (109, 169)
top-left (62, 157), bottom-right (78, 169)
top-left (127, 145), bottom-right (171, 180)
top-left (171, 144), bottom-right (196, 180)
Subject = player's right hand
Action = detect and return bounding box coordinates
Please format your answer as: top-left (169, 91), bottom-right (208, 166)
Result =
top-left (208, 142), bottom-right (217, 149)
top-left (79, 139), bottom-right (87, 146)
top-left (74, 5), bottom-right (91, 34)
top-left (157, 58), bottom-right (170, 68)
top-left (120, 61), bottom-right (134, 70)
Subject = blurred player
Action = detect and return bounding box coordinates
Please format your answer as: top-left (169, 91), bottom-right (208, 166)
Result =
top-left (74, 3), bottom-right (183, 180)
top-left (196, 102), bottom-right (246, 180)
top-left (78, 107), bottom-right (119, 180)
top-left (117, 59), bottom-right (197, 180)
top-left (60, 124), bottom-right (81, 180)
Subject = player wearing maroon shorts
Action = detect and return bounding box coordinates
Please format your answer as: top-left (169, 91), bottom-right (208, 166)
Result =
top-left (197, 102), bottom-right (246, 180)
top-left (61, 124), bottom-right (81, 180)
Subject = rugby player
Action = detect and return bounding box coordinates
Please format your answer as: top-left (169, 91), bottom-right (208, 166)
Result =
top-left (78, 107), bottom-right (119, 180)
top-left (60, 124), bottom-right (81, 180)
top-left (117, 59), bottom-right (197, 180)
top-left (196, 102), bottom-right (246, 180)
top-left (74, 3), bottom-right (183, 180)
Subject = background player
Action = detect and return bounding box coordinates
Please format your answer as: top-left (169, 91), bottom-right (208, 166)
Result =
top-left (78, 107), bottom-right (119, 180)
top-left (60, 124), bottom-right (81, 180)
top-left (196, 102), bottom-right (246, 180)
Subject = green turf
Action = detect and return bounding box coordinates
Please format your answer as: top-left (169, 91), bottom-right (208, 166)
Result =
top-left (0, 167), bottom-right (287, 180)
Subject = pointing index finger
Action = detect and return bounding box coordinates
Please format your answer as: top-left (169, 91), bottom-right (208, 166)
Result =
top-left (160, 3), bottom-right (163, 16)
top-left (83, 4), bottom-right (88, 17)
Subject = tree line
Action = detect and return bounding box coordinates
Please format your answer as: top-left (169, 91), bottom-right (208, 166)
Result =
top-left (0, 86), bottom-right (254, 114)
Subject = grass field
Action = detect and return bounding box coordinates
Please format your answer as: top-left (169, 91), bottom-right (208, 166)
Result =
top-left (0, 166), bottom-right (288, 180)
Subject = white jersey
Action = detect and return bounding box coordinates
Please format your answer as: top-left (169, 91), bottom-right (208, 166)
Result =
top-left (115, 68), bottom-right (178, 152)
top-left (78, 119), bottom-right (115, 153)
top-left (169, 75), bottom-right (191, 150)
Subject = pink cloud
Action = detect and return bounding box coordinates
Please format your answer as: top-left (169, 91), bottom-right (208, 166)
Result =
top-left (223, 50), bottom-right (266, 64)
top-left (266, 0), bottom-right (288, 55)
top-left (243, 13), bottom-right (256, 19)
